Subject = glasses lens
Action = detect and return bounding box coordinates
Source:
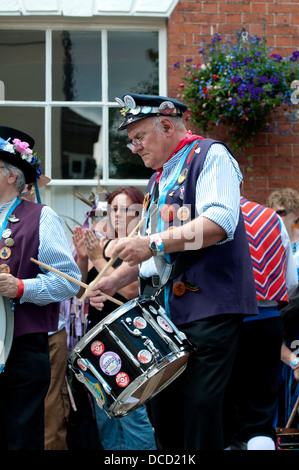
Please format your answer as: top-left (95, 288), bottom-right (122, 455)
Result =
top-left (276, 209), bottom-right (290, 216)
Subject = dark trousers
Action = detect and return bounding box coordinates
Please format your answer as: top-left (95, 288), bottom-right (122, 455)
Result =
top-left (223, 316), bottom-right (284, 446)
top-left (149, 314), bottom-right (243, 450)
top-left (0, 333), bottom-right (51, 450)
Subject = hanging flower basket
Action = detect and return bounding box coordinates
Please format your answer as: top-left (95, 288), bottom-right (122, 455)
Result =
top-left (175, 31), bottom-right (299, 151)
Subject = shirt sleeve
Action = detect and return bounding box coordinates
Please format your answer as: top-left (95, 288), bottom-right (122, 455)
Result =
top-left (20, 205), bottom-right (81, 305)
top-left (195, 143), bottom-right (243, 242)
top-left (278, 216), bottom-right (298, 295)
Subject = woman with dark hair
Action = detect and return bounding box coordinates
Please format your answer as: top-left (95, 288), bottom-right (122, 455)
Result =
top-left (72, 186), bottom-right (156, 451)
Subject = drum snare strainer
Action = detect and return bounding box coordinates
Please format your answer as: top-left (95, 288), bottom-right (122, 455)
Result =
top-left (69, 295), bottom-right (191, 418)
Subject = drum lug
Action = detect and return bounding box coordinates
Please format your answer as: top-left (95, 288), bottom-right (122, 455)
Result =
top-left (103, 324), bottom-right (142, 369)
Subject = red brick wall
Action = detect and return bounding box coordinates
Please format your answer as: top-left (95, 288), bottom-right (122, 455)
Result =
top-left (167, 0), bottom-right (299, 203)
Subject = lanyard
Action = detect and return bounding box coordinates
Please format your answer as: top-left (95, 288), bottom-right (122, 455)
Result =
top-left (0, 198), bottom-right (21, 238)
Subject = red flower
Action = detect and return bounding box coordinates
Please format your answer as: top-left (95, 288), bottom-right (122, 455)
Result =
top-left (213, 74), bottom-right (218, 80)
top-left (203, 87), bottom-right (208, 95)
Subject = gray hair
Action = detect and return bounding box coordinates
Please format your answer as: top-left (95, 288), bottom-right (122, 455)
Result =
top-left (155, 115), bottom-right (187, 132)
top-left (1, 162), bottom-right (26, 193)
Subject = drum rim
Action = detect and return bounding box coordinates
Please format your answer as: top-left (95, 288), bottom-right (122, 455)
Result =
top-left (0, 297), bottom-right (14, 371)
top-left (69, 295), bottom-right (157, 359)
top-left (109, 350), bottom-right (190, 417)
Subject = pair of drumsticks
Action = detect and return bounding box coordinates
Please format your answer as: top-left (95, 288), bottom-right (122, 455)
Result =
top-left (30, 217), bottom-right (145, 307)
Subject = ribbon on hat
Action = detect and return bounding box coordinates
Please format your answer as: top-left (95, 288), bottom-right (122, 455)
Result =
top-left (155, 131), bottom-right (204, 182)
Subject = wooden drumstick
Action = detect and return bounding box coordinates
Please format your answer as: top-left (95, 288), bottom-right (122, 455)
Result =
top-left (79, 216), bottom-right (146, 302)
top-left (30, 258), bottom-right (124, 306)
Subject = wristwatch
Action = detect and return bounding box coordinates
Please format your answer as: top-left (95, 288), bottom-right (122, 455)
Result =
top-left (149, 233), bottom-right (165, 256)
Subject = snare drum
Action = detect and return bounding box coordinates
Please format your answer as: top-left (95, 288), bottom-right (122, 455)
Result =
top-left (0, 297), bottom-right (14, 373)
top-left (69, 296), bottom-right (191, 418)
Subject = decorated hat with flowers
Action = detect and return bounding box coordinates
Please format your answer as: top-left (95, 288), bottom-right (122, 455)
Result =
top-left (0, 126), bottom-right (42, 183)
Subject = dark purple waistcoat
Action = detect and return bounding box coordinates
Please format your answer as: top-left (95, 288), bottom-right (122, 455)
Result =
top-left (144, 138), bottom-right (258, 325)
top-left (0, 199), bottom-right (59, 337)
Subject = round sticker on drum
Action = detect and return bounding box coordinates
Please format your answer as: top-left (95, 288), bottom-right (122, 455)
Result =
top-left (149, 305), bottom-right (158, 315)
top-left (116, 372), bottom-right (130, 388)
top-left (137, 349), bottom-right (153, 364)
top-left (91, 341), bottom-right (104, 356)
top-left (133, 316), bottom-right (147, 329)
top-left (77, 358), bottom-right (87, 371)
top-left (100, 352), bottom-right (122, 376)
top-left (157, 316), bottom-right (173, 333)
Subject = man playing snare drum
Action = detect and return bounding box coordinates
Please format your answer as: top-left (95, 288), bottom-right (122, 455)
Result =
top-left (88, 94), bottom-right (258, 450)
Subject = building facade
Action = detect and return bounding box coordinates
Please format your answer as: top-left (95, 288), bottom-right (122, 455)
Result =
top-left (0, 0), bottom-right (298, 233)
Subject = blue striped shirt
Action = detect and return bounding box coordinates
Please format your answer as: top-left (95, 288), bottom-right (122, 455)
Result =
top-left (0, 198), bottom-right (81, 305)
top-left (140, 142), bottom-right (243, 278)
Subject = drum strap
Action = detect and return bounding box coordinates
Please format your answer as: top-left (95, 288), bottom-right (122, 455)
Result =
top-left (153, 247), bottom-right (210, 290)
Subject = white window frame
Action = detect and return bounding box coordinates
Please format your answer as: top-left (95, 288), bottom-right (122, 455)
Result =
top-left (0, 18), bottom-right (168, 189)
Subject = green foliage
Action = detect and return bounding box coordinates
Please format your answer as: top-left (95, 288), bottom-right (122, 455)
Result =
top-left (175, 31), bottom-right (299, 150)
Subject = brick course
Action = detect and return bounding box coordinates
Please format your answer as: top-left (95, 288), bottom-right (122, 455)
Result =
top-left (167, 0), bottom-right (299, 203)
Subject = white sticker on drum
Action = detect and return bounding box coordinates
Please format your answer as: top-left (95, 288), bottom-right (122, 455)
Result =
top-left (157, 316), bottom-right (173, 333)
top-left (100, 351), bottom-right (122, 376)
top-left (137, 349), bottom-right (152, 364)
top-left (91, 340), bottom-right (105, 356)
top-left (133, 316), bottom-right (147, 329)
top-left (77, 358), bottom-right (88, 371)
top-left (149, 305), bottom-right (158, 315)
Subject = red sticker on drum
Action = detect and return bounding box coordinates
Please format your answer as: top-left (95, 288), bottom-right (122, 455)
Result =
top-left (157, 316), bottom-right (173, 333)
top-left (91, 341), bottom-right (104, 356)
top-left (116, 372), bottom-right (130, 388)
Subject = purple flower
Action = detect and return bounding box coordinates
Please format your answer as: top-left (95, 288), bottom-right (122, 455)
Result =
top-left (243, 57), bottom-right (253, 65)
top-left (270, 54), bottom-right (282, 62)
top-left (290, 51), bottom-right (299, 62)
top-left (251, 87), bottom-right (264, 99)
top-left (270, 76), bottom-right (280, 85)
top-left (260, 76), bottom-right (269, 84)
top-left (174, 61), bottom-right (180, 69)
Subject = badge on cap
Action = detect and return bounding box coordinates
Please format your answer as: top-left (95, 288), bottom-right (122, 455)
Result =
top-left (123, 95), bottom-right (136, 109)
top-left (131, 106), bottom-right (141, 115)
top-left (159, 101), bottom-right (176, 115)
top-left (141, 106), bottom-right (152, 114)
top-left (115, 97), bottom-right (126, 107)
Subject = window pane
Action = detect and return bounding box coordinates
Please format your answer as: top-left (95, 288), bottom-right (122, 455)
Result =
top-left (108, 107), bottom-right (153, 180)
top-left (0, 30), bottom-right (45, 101)
top-left (108, 31), bottom-right (158, 101)
top-left (52, 31), bottom-right (102, 101)
top-left (52, 107), bottom-right (102, 179)
top-left (0, 106), bottom-right (45, 174)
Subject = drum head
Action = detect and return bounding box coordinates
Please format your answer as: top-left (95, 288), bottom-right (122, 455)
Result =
top-left (0, 297), bottom-right (14, 373)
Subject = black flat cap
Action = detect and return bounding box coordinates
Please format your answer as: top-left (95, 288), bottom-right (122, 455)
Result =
top-left (116, 93), bottom-right (188, 131)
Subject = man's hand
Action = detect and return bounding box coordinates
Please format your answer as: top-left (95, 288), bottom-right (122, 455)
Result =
top-left (110, 236), bottom-right (151, 266)
top-left (0, 273), bottom-right (19, 298)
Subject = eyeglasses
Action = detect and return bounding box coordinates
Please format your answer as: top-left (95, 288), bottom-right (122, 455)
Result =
top-left (127, 122), bottom-right (158, 151)
top-left (276, 209), bottom-right (292, 217)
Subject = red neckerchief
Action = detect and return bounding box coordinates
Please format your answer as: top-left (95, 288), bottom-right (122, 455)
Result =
top-left (155, 131), bottom-right (204, 182)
